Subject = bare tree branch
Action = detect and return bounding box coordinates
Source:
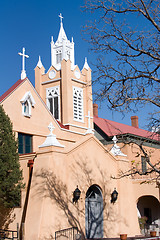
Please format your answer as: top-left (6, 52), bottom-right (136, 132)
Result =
top-left (83, 0), bottom-right (160, 122)
top-left (111, 137), bottom-right (160, 180)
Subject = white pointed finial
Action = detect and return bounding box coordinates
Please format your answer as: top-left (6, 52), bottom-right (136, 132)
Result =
top-left (18, 47), bottom-right (29, 80)
top-left (83, 57), bottom-right (90, 70)
top-left (59, 13), bottom-right (63, 24)
top-left (37, 56), bottom-right (43, 69)
top-left (51, 36), bottom-right (54, 43)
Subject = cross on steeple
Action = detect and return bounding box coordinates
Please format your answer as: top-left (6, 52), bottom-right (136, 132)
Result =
top-left (58, 13), bottom-right (63, 24)
top-left (18, 47), bottom-right (29, 80)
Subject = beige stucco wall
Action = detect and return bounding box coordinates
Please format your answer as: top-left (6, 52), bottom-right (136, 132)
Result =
top-left (35, 59), bottom-right (93, 131)
top-left (1, 71), bottom-right (159, 239)
top-left (23, 135), bottom-right (141, 239)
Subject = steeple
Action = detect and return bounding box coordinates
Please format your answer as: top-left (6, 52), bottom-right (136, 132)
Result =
top-left (51, 14), bottom-right (75, 69)
top-left (57, 13), bottom-right (68, 42)
top-left (35, 14), bottom-right (93, 132)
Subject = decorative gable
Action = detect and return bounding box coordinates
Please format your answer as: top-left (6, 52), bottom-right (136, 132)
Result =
top-left (20, 91), bottom-right (35, 117)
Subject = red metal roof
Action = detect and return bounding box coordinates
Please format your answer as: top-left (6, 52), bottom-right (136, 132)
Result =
top-left (1, 79), bottom-right (158, 140)
top-left (94, 116), bottom-right (159, 142)
top-left (0, 79), bottom-right (25, 103)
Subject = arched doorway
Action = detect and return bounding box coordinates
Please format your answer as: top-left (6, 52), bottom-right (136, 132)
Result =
top-left (85, 185), bottom-right (103, 239)
top-left (137, 195), bottom-right (160, 233)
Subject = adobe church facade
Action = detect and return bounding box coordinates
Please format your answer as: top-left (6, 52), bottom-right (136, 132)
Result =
top-left (0, 15), bottom-right (160, 240)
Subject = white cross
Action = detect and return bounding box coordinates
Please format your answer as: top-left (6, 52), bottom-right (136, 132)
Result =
top-left (18, 47), bottom-right (29, 80)
top-left (59, 13), bottom-right (63, 23)
top-left (48, 122), bottom-right (55, 135)
top-left (85, 111), bottom-right (93, 129)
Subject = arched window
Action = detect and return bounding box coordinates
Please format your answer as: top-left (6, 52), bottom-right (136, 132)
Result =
top-left (24, 101), bottom-right (29, 115)
top-left (85, 185), bottom-right (103, 239)
top-left (46, 86), bottom-right (60, 120)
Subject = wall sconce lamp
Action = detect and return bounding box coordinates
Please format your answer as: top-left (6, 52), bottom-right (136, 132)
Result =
top-left (111, 188), bottom-right (118, 204)
top-left (73, 186), bottom-right (81, 203)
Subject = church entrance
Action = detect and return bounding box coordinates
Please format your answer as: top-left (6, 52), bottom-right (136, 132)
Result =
top-left (85, 185), bottom-right (103, 239)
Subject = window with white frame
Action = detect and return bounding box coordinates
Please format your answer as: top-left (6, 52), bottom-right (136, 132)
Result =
top-left (46, 86), bottom-right (60, 120)
top-left (73, 86), bottom-right (83, 122)
top-left (20, 91), bottom-right (35, 117)
top-left (56, 50), bottom-right (62, 64)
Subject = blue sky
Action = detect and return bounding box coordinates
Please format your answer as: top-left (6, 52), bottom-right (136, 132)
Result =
top-left (0, 0), bottom-right (154, 129)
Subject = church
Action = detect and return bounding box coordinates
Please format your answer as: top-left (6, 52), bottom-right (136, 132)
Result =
top-left (0, 14), bottom-right (160, 240)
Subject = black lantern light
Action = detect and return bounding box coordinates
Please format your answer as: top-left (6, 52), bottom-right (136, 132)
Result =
top-left (111, 188), bottom-right (118, 204)
top-left (73, 186), bottom-right (81, 203)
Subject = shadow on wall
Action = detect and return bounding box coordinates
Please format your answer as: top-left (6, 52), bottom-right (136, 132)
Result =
top-left (0, 206), bottom-right (15, 230)
top-left (34, 155), bottom-right (129, 239)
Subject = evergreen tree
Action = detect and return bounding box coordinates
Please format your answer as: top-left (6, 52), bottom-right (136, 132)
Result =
top-left (0, 105), bottom-right (24, 228)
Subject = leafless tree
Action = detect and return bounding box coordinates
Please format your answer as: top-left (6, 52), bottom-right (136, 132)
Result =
top-left (108, 133), bottom-right (160, 182)
top-left (83, 0), bottom-right (160, 127)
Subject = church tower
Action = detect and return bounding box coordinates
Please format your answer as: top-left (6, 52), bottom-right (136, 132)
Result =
top-left (35, 14), bottom-right (93, 133)
top-left (51, 13), bottom-right (75, 70)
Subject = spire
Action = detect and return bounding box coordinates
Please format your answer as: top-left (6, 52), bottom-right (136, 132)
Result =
top-left (51, 36), bottom-right (54, 44)
top-left (83, 57), bottom-right (90, 70)
top-left (57, 13), bottom-right (68, 43)
top-left (36, 56), bottom-right (43, 69)
top-left (50, 14), bottom-right (75, 68)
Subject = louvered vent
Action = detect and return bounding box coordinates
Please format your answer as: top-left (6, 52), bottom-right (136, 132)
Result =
top-left (73, 87), bottom-right (83, 122)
